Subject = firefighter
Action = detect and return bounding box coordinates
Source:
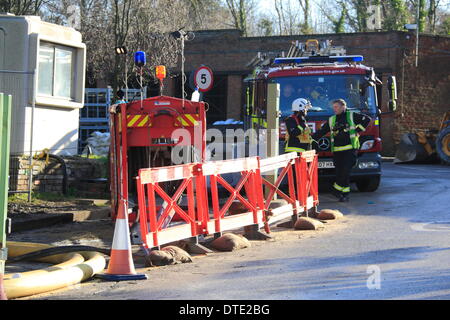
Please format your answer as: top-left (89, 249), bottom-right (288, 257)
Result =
top-left (312, 99), bottom-right (371, 202)
top-left (284, 98), bottom-right (313, 154)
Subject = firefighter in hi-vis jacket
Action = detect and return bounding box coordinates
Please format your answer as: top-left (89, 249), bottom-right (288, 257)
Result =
top-left (284, 98), bottom-right (313, 154)
top-left (312, 98), bottom-right (371, 202)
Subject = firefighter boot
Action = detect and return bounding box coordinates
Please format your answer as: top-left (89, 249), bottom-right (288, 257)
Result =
top-left (331, 188), bottom-right (342, 200)
top-left (339, 194), bottom-right (350, 202)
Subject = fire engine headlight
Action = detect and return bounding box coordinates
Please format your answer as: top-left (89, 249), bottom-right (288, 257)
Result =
top-left (358, 161), bottom-right (379, 169)
top-left (360, 139), bottom-right (375, 150)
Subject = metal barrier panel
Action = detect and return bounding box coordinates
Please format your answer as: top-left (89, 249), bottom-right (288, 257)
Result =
top-left (79, 88), bottom-right (147, 153)
top-left (259, 152), bottom-right (301, 226)
top-left (201, 157), bottom-right (265, 235)
top-left (135, 152), bottom-right (319, 249)
top-left (137, 163), bottom-right (201, 249)
top-left (297, 150), bottom-right (319, 213)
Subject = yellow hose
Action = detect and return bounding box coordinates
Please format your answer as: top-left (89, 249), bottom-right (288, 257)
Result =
top-left (4, 241), bottom-right (106, 299)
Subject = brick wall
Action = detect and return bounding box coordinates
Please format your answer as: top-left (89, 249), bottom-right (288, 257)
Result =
top-left (227, 75), bottom-right (244, 120)
top-left (170, 29), bottom-right (449, 156)
top-left (393, 34), bottom-right (450, 147)
top-left (9, 156), bottom-right (108, 197)
top-left (182, 30), bottom-right (402, 75)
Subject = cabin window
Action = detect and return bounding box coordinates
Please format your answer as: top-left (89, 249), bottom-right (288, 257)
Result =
top-left (38, 42), bottom-right (76, 99)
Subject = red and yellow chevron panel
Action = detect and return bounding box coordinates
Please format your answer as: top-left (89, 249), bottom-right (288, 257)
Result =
top-left (174, 114), bottom-right (200, 127)
top-left (127, 114), bottom-right (152, 128)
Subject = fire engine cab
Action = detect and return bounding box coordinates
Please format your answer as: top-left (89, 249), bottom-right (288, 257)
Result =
top-left (245, 39), bottom-right (385, 192)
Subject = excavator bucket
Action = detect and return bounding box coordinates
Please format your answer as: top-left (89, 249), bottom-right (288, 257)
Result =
top-left (394, 133), bottom-right (438, 164)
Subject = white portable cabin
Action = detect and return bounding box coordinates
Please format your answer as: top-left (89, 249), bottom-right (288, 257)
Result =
top-left (0, 13), bottom-right (86, 155)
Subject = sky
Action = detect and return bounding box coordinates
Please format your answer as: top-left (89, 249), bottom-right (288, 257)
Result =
top-left (259, 0), bottom-right (275, 11)
top-left (256, 0), bottom-right (450, 14)
top-left (254, 0), bottom-right (450, 33)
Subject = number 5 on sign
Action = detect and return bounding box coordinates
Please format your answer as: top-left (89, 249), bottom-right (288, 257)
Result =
top-left (194, 66), bottom-right (214, 92)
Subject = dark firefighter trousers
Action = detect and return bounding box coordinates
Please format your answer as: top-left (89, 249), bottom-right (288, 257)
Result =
top-left (333, 149), bottom-right (357, 195)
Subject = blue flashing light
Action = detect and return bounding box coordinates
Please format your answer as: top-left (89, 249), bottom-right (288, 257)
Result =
top-left (274, 55), bottom-right (364, 65)
top-left (134, 51), bottom-right (146, 67)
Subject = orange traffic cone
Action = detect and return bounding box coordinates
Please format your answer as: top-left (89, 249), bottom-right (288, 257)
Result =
top-left (97, 200), bottom-right (147, 281)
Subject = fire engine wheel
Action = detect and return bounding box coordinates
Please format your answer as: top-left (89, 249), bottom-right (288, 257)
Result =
top-left (355, 176), bottom-right (380, 192)
top-left (436, 126), bottom-right (450, 165)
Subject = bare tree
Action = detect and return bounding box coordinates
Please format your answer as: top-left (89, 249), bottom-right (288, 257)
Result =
top-left (340, 0), bottom-right (372, 32)
top-left (380, 0), bottom-right (411, 31)
top-left (437, 13), bottom-right (450, 35)
top-left (417, 0), bottom-right (427, 32)
top-left (274, 0), bottom-right (301, 35)
top-left (256, 15), bottom-right (274, 36)
top-left (427, 0), bottom-right (440, 33)
top-left (225, 0), bottom-right (255, 36)
top-left (0, 0), bottom-right (45, 15)
top-left (42, 0), bottom-right (196, 89)
top-left (318, 1), bottom-right (348, 33)
top-left (187, 0), bottom-right (229, 30)
top-left (299, 0), bottom-right (313, 34)
top-left (111, 0), bottom-right (134, 92)
top-left (274, 0), bottom-right (285, 35)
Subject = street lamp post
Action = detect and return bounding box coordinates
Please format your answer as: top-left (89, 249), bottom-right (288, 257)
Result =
top-left (404, 23), bottom-right (419, 68)
top-left (171, 29), bottom-right (195, 108)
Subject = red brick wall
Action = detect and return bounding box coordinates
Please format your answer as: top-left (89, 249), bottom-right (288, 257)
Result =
top-left (173, 30), bottom-right (450, 156)
top-left (9, 156), bottom-right (108, 196)
top-left (227, 75), bottom-right (244, 120)
top-left (393, 34), bottom-right (450, 149)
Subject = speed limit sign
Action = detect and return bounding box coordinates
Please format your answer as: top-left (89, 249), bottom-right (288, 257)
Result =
top-left (194, 66), bottom-right (214, 92)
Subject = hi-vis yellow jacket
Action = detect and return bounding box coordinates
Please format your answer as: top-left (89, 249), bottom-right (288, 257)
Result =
top-left (284, 114), bottom-right (312, 153)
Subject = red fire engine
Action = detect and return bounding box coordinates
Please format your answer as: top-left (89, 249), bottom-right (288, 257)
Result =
top-left (245, 39), bottom-right (395, 192)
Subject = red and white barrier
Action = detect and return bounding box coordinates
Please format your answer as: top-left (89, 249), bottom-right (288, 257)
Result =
top-left (259, 152), bottom-right (302, 225)
top-left (201, 157), bottom-right (265, 235)
top-left (136, 163), bottom-right (201, 249)
top-left (296, 151), bottom-right (319, 214)
top-left (135, 151), bottom-right (319, 250)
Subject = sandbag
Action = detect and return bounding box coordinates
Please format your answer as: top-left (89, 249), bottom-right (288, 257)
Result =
top-left (294, 217), bottom-right (324, 230)
top-left (162, 246), bottom-right (192, 264)
top-left (317, 209), bottom-right (344, 220)
top-left (210, 233), bottom-right (251, 252)
top-left (145, 245), bottom-right (192, 267)
top-left (146, 250), bottom-right (173, 267)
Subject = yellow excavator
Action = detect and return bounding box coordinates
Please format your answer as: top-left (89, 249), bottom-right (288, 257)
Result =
top-left (395, 112), bottom-right (450, 165)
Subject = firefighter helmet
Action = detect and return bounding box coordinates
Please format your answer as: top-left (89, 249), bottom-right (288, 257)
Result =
top-left (292, 98), bottom-right (311, 112)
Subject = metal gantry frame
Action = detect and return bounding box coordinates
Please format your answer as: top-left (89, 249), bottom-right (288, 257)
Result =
top-left (79, 88), bottom-right (146, 153)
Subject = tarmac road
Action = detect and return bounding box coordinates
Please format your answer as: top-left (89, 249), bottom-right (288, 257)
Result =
top-left (31, 162), bottom-right (450, 300)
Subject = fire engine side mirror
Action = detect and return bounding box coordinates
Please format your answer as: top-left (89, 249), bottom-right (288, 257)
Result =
top-left (387, 75), bottom-right (397, 112)
top-left (376, 108), bottom-right (382, 117)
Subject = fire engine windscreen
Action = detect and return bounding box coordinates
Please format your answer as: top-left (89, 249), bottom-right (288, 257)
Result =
top-left (271, 74), bottom-right (377, 118)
